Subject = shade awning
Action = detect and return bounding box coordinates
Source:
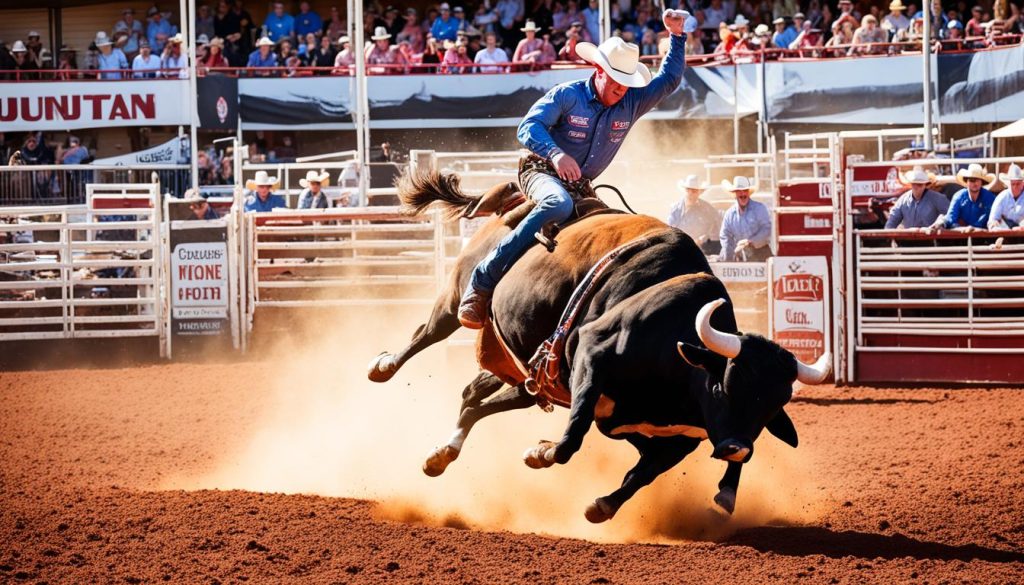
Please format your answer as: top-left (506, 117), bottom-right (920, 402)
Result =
top-left (991, 119), bottom-right (1024, 139)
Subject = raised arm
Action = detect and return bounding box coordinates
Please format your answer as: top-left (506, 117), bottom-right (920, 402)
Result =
top-left (633, 10), bottom-right (694, 115)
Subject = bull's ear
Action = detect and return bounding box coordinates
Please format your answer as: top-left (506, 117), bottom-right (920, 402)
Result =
top-left (766, 409), bottom-right (799, 448)
top-left (677, 342), bottom-right (714, 369)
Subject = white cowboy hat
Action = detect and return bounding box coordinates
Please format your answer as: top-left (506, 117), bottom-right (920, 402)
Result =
top-left (183, 189), bottom-right (206, 204)
top-left (754, 23), bottom-right (770, 35)
top-left (722, 176), bottom-right (757, 192)
top-left (999, 163), bottom-right (1024, 182)
top-left (299, 169), bottom-right (331, 188)
top-left (575, 37), bottom-right (651, 88)
top-left (167, 33), bottom-right (184, 45)
top-left (337, 35), bottom-right (350, 45)
top-left (899, 166), bottom-right (935, 185)
top-left (246, 170), bottom-right (279, 189)
top-left (94, 32), bottom-right (112, 47)
top-left (520, 20), bottom-right (542, 32)
top-left (955, 163), bottom-right (995, 186)
top-left (371, 26), bottom-right (392, 41)
top-left (734, 14), bottom-right (750, 26)
top-left (677, 174), bottom-right (708, 191)
top-left (11, 40), bottom-right (27, 53)
top-left (256, 36), bottom-right (275, 47)
top-left (889, 0), bottom-right (906, 10)
top-left (196, 34), bottom-right (210, 46)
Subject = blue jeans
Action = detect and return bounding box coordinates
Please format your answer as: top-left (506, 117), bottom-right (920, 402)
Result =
top-left (470, 172), bottom-right (575, 292)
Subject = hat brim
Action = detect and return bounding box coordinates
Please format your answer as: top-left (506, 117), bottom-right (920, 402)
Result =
top-left (998, 173), bottom-right (1024, 182)
top-left (371, 34), bottom-right (392, 40)
top-left (246, 179), bottom-right (280, 189)
top-left (956, 169), bottom-right (995, 186)
top-left (899, 172), bottom-right (935, 185)
top-left (575, 42), bottom-right (652, 88)
top-left (299, 174), bottom-right (331, 188)
top-left (677, 179), bottom-right (708, 191)
top-left (723, 181), bottom-right (757, 192)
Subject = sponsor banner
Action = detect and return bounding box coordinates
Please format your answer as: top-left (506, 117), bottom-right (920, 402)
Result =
top-left (92, 136), bottom-right (188, 166)
top-left (169, 227), bottom-right (231, 344)
top-left (710, 261), bottom-right (767, 283)
top-left (770, 256), bottom-right (830, 364)
top-left (197, 75), bottom-right (239, 130)
top-left (0, 79), bottom-right (190, 132)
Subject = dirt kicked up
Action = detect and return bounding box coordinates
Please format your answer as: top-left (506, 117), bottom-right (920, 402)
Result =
top-left (1, 349), bottom-right (1023, 584)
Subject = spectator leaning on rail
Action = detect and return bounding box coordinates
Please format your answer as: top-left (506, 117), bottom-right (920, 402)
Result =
top-left (147, 6), bottom-right (175, 53)
top-left (475, 32), bottom-right (510, 72)
top-left (719, 176), bottom-right (773, 262)
top-left (243, 171), bottom-right (288, 212)
top-left (513, 20), bottom-right (555, 66)
top-left (667, 174), bottom-right (722, 256)
top-left (366, 26), bottom-right (409, 74)
top-left (95, 32), bottom-right (129, 79)
top-left (248, 36), bottom-right (279, 73)
top-left (850, 15), bottom-right (887, 55)
top-left (132, 39), bottom-right (161, 77)
top-left (264, 2), bottom-right (295, 43)
top-left (930, 164), bottom-right (997, 231)
top-left (771, 17), bottom-right (798, 49)
top-left (456, 9), bottom-right (696, 328)
top-left (297, 170), bottom-right (331, 209)
top-left (333, 36), bottom-right (355, 72)
top-left (989, 164), bottom-right (1024, 229)
top-left (185, 189), bottom-right (220, 220)
top-left (884, 167), bottom-right (949, 229)
top-left (60, 136), bottom-right (89, 165)
top-left (161, 34), bottom-right (188, 78)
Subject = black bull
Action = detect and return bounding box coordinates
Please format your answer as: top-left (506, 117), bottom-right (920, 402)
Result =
top-left (368, 171), bottom-right (830, 522)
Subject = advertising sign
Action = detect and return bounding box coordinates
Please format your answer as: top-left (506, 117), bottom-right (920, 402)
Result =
top-left (769, 256), bottom-right (830, 364)
top-left (168, 224), bottom-right (231, 347)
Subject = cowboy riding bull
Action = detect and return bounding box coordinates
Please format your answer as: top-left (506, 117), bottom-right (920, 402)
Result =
top-left (368, 10), bottom-right (831, 523)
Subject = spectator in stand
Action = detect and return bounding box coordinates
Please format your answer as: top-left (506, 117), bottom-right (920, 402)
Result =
top-left (513, 20), bottom-right (555, 65)
top-left (381, 5), bottom-right (404, 39)
top-left (931, 164), bottom-right (997, 231)
top-left (719, 176), bottom-right (772, 262)
top-left (147, 6), bottom-right (175, 53)
top-left (185, 190), bottom-right (220, 220)
top-left (640, 29), bottom-right (660, 55)
top-left (196, 34), bottom-right (210, 63)
top-left (25, 31), bottom-right (44, 68)
top-left (366, 26), bottom-right (408, 74)
top-left (217, 157), bottom-right (234, 184)
top-left (834, 0), bottom-right (861, 30)
top-left (243, 171), bottom-right (287, 212)
top-left (559, 21), bottom-right (587, 59)
top-left (9, 41), bottom-right (35, 80)
top-left (772, 0), bottom-right (798, 19)
top-left (296, 32), bottom-right (315, 60)
top-left (989, 164), bottom-right (1024, 229)
top-left (201, 37), bottom-right (229, 72)
top-left (461, 27), bottom-right (483, 60)
top-left (56, 45), bottom-right (77, 80)
top-left (397, 8), bottom-right (425, 52)
top-left (332, 36), bottom-right (354, 72)
top-left (790, 20), bottom-right (824, 53)
top-left (214, 0), bottom-right (242, 65)
top-left (702, 0), bottom-right (730, 30)
top-left (496, 0), bottom-right (526, 46)
top-left (307, 34), bottom-right (335, 70)
top-left (825, 20), bottom-right (855, 53)
top-left (264, 2), bottom-right (294, 43)
top-left (114, 9), bottom-right (144, 60)
top-left (161, 34), bottom-right (187, 78)
top-left (419, 37), bottom-right (442, 71)
top-left (582, 0), bottom-right (601, 44)
top-left (771, 17), bottom-right (797, 49)
top-left (60, 136), bottom-right (90, 165)
top-left (196, 4), bottom-right (216, 39)
top-left (95, 32), bottom-right (128, 79)
top-left (685, 25), bottom-right (707, 54)
top-left (19, 134), bottom-right (55, 200)
top-left (442, 38), bottom-right (474, 73)
top-left (667, 174), bottom-right (722, 255)
top-left (233, 0), bottom-right (256, 56)
top-left (939, 20), bottom-right (965, 49)
top-left (850, 15), bottom-right (887, 54)
top-left (295, 1), bottom-right (323, 39)
top-left (473, 2), bottom-right (499, 35)
top-left (325, 6), bottom-right (346, 42)
top-left (132, 40), bottom-right (162, 77)
top-left (715, 23), bottom-right (737, 52)
top-left (297, 170), bottom-right (331, 209)
top-left (885, 167), bottom-right (948, 229)
top-left (248, 36), bottom-right (278, 74)
top-left (966, 5), bottom-right (986, 37)
top-left (432, 3), bottom-right (462, 43)
top-left (881, 0), bottom-right (910, 35)
top-left (475, 31), bottom-right (510, 72)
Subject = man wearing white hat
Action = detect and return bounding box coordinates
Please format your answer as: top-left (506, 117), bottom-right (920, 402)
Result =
top-left (297, 170), bottom-right (331, 209)
top-left (885, 166), bottom-right (949, 229)
top-left (457, 9), bottom-right (698, 328)
top-left (95, 31), bottom-right (129, 80)
top-left (988, 164), bottom-right (1024, 229)
top-left (718, 176), bottom-right (772, 262)
top-left (512, 20), bottom-right (555, 65)
top-left (882, 0), bottom-right (910, 33)
top-left (243, 170), bottom-right (288, 212)
top-left (931, 163), bottom-right (997, 230)
top-left (366, 26), bottom-right (408, 73)
top-left (667, 174), bottom-right (722, 255)
top-left (247, 36), bottom-right (279, 72)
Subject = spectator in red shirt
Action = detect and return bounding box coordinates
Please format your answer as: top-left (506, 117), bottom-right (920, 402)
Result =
top-left (200, 37), bottom-right (229, 73)
top-left (965, 5), bottom-right (986, 37)
top-left (442, 38), bottom-right (473, 73)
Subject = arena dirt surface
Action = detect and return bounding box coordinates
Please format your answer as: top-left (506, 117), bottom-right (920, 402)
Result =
top-left (2, 358), bottom-right (1023, 584)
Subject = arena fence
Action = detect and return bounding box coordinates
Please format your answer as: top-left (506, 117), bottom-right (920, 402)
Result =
top-left (0, 164), bottom-right (191, 206)
top-left (0, 184), bottom-right (165, 353)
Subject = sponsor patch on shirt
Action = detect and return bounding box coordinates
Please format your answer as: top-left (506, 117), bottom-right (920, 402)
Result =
top-left (611, 120), bottom-right (630, 130)
top-left (609, 131), bottom-right (626, 143)
top-left (568, 115), bottom-right (590, 128)
top-left (568, 130), bottom-right (587, 139)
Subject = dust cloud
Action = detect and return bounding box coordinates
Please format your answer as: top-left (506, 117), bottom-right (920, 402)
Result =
top-left (170, 308), bottom-right (826, 544)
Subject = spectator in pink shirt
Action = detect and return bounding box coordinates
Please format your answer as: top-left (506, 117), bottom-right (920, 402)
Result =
top-left (442, 38), bottom-right (474, 73)
top-left (513, 20), bottom-right (555, 67)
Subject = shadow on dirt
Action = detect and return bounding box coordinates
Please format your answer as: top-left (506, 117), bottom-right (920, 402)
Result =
top-left (725, 526), bottom-right (1024, 563)
top-left (792, 396), bottom-right (942, 407)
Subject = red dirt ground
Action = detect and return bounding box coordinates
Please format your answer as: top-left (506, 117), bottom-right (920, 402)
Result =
top-left (1, 362), bottom-right (1023, 584)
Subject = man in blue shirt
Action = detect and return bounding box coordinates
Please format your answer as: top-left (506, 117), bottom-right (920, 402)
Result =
top-left (931, 164), bottom-right (997, 230)
top-left (247, 36), bottom-right (279, 73)
top-left (718, 176), bottom-right (772, 262)
top-left (243, 171), bottom-right (288, 212)
top-left (294, 1), bottom-right (322, 39)
top-left (147, 7), bottom-right (176, 53)
top-left (457, 9), bottom-right (695, 328)
top-left (771, 17), bottom-right (797, 49)
top-left (885, 167), bottom-right (949, 229)
top-left (264, 2), bottom-right (295, 43)
top-left (431, 3), bottom-right (462, 43)
top-left (95, 32), bottom-right (129, 80)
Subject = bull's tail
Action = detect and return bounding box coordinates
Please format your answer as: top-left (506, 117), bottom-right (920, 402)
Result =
top-left (396, 169), bottom-right (480, 220)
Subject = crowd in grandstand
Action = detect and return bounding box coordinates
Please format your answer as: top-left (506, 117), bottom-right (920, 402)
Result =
top-left (0, 0), bottom-right (1022, 78)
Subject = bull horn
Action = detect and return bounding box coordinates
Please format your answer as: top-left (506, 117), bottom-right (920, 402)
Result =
top-left (696, 298), bottom-right (740, 359)
top-left (796, 352), bottom-right (832, 385)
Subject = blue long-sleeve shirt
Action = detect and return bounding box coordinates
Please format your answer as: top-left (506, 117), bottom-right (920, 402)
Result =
top-left (431, 17), bottom-right (462, 42)
top-left (719, 199), bottom-right (772, 261)
top-left (244, 192), bottom-right (288, 212)
top-left (264, 13), bottom-right (295, 42)
top-left (294, 10), bottom-right (322, 37)
top-left (942, 187), bottom-right (996, 228)
top-left (516, 33), bottom-right (686, 180)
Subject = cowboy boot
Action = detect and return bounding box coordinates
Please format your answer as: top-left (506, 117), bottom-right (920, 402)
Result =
top-left (457, 288), bottom-right (492, 330)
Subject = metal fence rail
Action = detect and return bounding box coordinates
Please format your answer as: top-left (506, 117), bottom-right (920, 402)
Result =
top-left (0, 164), bottom-right (191, 206)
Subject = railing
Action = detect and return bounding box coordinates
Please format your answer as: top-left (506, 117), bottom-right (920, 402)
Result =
top-left (0, 68), bottom-right (188, 81)
top-left (0, 164), bottom-right (191, 206)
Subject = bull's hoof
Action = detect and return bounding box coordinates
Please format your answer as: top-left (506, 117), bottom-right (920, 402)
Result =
top-left (367, 352), bottom-right (397, 383)
top-left (423, 445), bottom-right (460, 477)
top-left (713, 487), bottom-right (737, 515)
top-left (584, 498), bottom-right (617, 524)
top-left (522, 440), bottom-right (557, 469)
top-left (712, 440), bottom-right (750, 463)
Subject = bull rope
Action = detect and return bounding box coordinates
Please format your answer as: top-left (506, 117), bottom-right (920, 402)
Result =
top-left (593, 184), bottom-right (638, 215)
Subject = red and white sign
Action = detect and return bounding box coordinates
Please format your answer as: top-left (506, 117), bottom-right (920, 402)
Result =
top-left (769, 256), bottom-right (830, 364)
top-left (0, 80), bottom-right (190, 132)
top-left (171, 242), bottom-right (228, 318)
